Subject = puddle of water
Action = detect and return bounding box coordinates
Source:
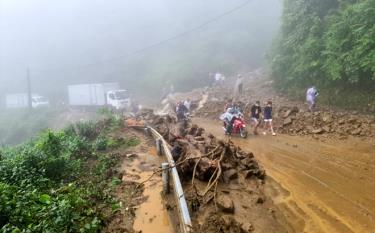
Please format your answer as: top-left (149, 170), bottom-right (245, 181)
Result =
top-left (133, 170), bottom-right (173, 233)
top-left (149, 147), bottom-right (158, 157)
top-left (124, 152), bottom-right (173, 233)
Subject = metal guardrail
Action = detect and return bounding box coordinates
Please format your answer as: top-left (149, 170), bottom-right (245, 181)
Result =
top-left (146, 126), bottom-right (193, 233)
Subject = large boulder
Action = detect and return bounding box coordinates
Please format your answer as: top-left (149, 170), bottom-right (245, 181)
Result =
top-left (217, 195), bottom-right (235, 213)
top-left (283, 117), bottom-right (293, 126)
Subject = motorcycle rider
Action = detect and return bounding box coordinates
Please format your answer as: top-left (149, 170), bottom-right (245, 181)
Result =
top-left (220, 106), bottom-right (241, 135)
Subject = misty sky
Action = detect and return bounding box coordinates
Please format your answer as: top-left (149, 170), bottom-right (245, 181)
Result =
top-left (0, 0), bottom-right (281, 96)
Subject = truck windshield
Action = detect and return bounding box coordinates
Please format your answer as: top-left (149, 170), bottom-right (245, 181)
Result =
top-left (114, 91), bottom-right (129, 100)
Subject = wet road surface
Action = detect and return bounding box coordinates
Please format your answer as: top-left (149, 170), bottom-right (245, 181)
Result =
top-left (194, 118), bottom-right (375, 233)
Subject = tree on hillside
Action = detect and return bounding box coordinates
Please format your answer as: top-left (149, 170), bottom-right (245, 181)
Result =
top-left (271, 0), bottom-right (375, 110)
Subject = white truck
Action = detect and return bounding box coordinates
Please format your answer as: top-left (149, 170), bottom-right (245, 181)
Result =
top-left (5, 93), bottom-right (50, 109)
top-left (67, 83), bottom-right (131, 110)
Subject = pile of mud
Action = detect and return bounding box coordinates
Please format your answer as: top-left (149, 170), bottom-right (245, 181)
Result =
top-left (135, 110), bottom-right (288, 233)
top-left (275, 106), bottom-right (375, 138)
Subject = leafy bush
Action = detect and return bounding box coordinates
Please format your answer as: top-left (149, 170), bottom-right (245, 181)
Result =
top-left (0, 118), bottom-right (139, 232)
top-left (75, 121), bottom-right (100, 140)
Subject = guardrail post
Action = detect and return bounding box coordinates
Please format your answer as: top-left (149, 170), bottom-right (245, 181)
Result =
top-left (144, 127), bottom-right (151, 136)
top-left (156, 138), bottom-right (163, 156)
top-left (146, 127), bottom-right (192, 232)
top-left (161, 163), bottom-right (170, 194)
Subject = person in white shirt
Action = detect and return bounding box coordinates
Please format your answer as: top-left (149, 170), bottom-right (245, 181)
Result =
top-left (306, 86), bottom-right (318, 111)
top-left (235, 74), bottom-right (244, 95)
top-left (215, 72), bottom-right (221, 86)
top-left (183, 98), bottom-right (191, 112)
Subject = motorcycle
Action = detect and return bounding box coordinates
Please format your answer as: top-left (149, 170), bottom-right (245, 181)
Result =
top-left (222, 114), bottom-right (248, 138)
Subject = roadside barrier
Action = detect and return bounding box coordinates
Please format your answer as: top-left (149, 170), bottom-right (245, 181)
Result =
top-left (145, 126), bottom-right (193, 233)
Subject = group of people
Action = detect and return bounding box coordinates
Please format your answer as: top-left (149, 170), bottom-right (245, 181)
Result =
top-left (221, 99), bottom-right (276, 136)
top-left (249, 100), bottom-right (276, 136)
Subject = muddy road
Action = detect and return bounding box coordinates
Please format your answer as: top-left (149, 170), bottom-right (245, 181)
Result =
top-left (194, 118), bottom-right (375, 233)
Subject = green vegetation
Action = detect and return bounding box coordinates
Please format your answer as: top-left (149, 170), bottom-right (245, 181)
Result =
top-left (0, 115), bottom-right (139, 232)
top-left (271, 0), bottom-right (375, 111)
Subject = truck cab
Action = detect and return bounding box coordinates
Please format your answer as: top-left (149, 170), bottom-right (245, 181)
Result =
top-left (106, 90), bottom-right (131, 110)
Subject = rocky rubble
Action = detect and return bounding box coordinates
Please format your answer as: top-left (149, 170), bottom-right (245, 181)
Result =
top-left (193, 94), bottom-right (375, 139)
top-left (275, 106), bottom-right (375, 138)
top-left (136, 109), bottom-right (265, 182)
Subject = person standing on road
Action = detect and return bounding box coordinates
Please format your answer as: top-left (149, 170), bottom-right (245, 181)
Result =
top-left (176, 101), bottom-right (188, 121)
top-left (306, 86), bottom-right (318, 112)
top-left (250, 100), bottom-right (261, 135)
top-left (263, 100), bottom-right (276, 136)
top-left (234, 74), bottom-right (244, 98)
top-left (214, 72), bottom-right (222, 86)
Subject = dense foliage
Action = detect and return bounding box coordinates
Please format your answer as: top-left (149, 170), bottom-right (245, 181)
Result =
top-left (0, 116), bottom-right (138, 232)
top-left (271, 0), bottom-right (375, 110)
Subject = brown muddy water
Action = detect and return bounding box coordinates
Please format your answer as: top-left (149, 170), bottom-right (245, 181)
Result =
top-left (194, 117), bottom-right (375, 233)
top-left (122, 148), bottom-right (174, 233)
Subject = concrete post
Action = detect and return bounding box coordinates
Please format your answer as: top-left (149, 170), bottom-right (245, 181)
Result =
top-left (144, 127), bottom-right (151, 136)
top-left (161, 162), bottom-right (170, 194)
top-left (156, 138), bottom-right (163, 156)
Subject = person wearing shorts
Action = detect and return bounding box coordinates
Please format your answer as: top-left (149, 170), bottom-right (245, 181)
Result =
top-left (263, 100), bottom-right (276, 136)
top-left (250, 101), bottom-right (261, 135)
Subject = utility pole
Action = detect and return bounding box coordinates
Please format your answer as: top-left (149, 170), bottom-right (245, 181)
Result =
top-left (27, 68), bottom-right (32, 109)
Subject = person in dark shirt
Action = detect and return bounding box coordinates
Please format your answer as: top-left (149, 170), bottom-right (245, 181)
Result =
top-left (250, 101), bottom-right (261, 135)
top-left (263, 100), bottom-right (276, 136)
top-left (176, 101), bottom-right (188, 121)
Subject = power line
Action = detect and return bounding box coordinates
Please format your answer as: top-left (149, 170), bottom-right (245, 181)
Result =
top-left (33, 0), bottom-right (252, 73)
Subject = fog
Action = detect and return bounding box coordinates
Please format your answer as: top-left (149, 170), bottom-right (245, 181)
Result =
top-left (0, 0), bottom-right (282, 101)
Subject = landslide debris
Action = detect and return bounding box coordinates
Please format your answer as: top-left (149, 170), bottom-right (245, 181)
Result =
top-left (134, 109), bottom-right (289, 233)
top-left (193, 86), bottom-right (374, 139)
top-left (275, 107), bottom-right (375, 137)
top-left (137, 109), bottom-right (265, 185)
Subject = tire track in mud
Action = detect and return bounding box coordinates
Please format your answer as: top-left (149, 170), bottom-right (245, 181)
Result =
top-left (193, 117), bottom-right (375, 233)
